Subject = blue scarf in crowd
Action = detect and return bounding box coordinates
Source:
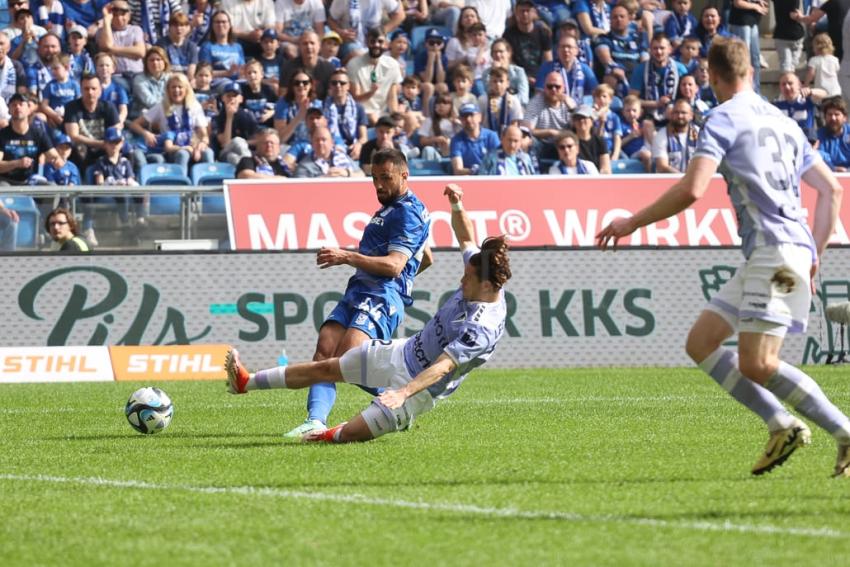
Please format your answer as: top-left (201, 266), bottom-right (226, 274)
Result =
top-left (141, 0), bottom-right (172, 45)
top-left (487, 94), bottom-right (511, 134)
top-left (646, 59), bottom-right (679, 120)
top-left (167, 105), bottom-right (193, 147)
top-left (313, 146), bottom-right (351, 174)
top-left (495, 151), bottom-right (532, 175)
top-left (324, 94), bottom-right (359, 145)
top-left (667, 124), bottom-right (698, 170)
top-left (557, 160), bottom-right (590, 175)
top-left (350, 0), bottom-right (363, 45)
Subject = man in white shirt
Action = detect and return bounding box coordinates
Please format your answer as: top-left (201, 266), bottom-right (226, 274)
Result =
top-left (222, 0), bottom-right (276, 58)
top-left (650, 98), bottom-right (699, 173)
top-left (465, 0), bottom-right (511, 39)
top-left (347, 27), bottom-right (402, 122)
top-left (328, 0), bottom-right (404, 60)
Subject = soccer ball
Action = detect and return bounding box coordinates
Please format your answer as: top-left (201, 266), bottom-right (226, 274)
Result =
top-left (125, 387), bottom-right (174, 434)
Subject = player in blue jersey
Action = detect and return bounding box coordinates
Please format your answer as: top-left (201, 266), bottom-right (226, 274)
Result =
top-left (597, 36), bottom-right (850, 477)
top-left (226, 184), bottom-right (511, 443)
top-left (281, 148), bottom-right (432, 439)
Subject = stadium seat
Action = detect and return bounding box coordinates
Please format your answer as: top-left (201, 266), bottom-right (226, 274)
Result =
top-left (611, 159), bottom-right (646, 174)
top-left (1, 194), bottom-right (39, 248)
top-left (411, 25), bottom-right (451, 53)
top-left (139, 163), bottom-right (192, 215)
top-left (191, 162), bottom-right (235, 215)
top-left (408, 159), bottom-right (450, 176)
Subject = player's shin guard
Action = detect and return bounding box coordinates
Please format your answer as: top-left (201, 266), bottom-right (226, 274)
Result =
top-left (765, 362), bottom-right (850, 444)
top-left (250, 366), bottom-right (288, 390)
top-left (699, 347), bottom-right (795, 432)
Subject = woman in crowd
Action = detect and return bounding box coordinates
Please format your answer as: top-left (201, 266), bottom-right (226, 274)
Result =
top-left (199, 10), bottom-right (245, 88)
top-left (274, 70), bottom-right (321, 145)
top-left (130, 46), bottom-right (171, 120)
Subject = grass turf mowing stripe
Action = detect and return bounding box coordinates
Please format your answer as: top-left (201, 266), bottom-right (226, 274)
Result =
top-left (1, 472), bottom-right (845, 540)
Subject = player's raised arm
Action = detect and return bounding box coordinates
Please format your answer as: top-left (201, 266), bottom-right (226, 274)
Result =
top-left (802, 159), bottom-right (844, 261)
top-left (444, 183), bottom-right (476, 250)
top-left (596, 155), bottom-right (719, 250)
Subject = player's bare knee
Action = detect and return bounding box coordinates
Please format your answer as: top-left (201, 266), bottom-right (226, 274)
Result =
top-left (737, 356), bottom-right (778, 384)
top-left (685, 328), bottom-right (717, 364)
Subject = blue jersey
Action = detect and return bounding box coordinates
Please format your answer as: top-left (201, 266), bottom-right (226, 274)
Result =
top-left (44, 79), bottom-right (80, 111)
top-left (342, 189), bottom-right (430, 310)
top-left (817, 123), bottom-right (850, 170)
top-left (69, 52), bottom-right (94, 82)
top-left (694, 89), bottom-right (819, 260)
top-left (596, 111), bottom-right (621, 153)
top-left (199, 41), bottom-right (245, 72)
top-left (403, 246), bottom-right (506, 399)
top-left (101, 81), bottom-right (129, 109)
top-left (43, 160), bottom-right (81, 185)
top-left (773, 95), bottom-right (818, 140)
top-left (596, 25), bottom-right (648, 74)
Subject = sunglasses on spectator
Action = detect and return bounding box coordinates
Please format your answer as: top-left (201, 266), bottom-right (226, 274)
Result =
top-left (545, 84), bottom-right (562, 90)
top-left (292, 79), bottom-right (311, 86)
top-left (330, 80), bottom-right (348, 86)
top-left (427, 40), bottom-right (443, 46)
top-left (557, 144), bottom-right (576, 150)
top-left (48, 221), bottom-right (68, 226)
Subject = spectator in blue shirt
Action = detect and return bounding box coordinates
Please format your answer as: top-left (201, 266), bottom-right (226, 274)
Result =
top-left (450, 102), bottom-right (500, 175)
top-left (664, 0), bottom-right (698, 50)
top-left (595, 4), bottom-right (648, 78)
top-left (629, 33), bottom-right (689, 123)
top-left (817, 96), bottom-right (850, 171)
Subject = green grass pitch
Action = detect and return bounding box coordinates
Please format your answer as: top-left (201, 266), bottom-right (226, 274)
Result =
top-left (2, 367), bottom-right (850, 566)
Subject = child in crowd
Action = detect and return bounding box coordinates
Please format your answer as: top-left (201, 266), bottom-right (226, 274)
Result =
top-left (40, 54), bottom-right (79, 128)
top-left (694, 58), bottom-right (717, 107)
top-left (193, 62), bottom-right (217, 120)
top-left (398, 75), bottom-right (425, 135)
top-left (664, 0), bottom-right (697, 50)
top-left (41, 133), bottom-right (80, 186)
top-left (11, 9), bottom-right (44, 67)
top-left (478, 66), bottom-right (522, 134)
top-left (259, 29), bottom-right (283, 93)
top-left (320, 31), bottom-right (342, 69)
top-left (593, 83), bottom-right (622, 159)
top-left (418, 92), bottom-right (457, 159)
top-left (618, 94), bottom-right (652, 171)
top-left (240, 59), bottom-right (277, 127)
top-left (96, 53), bottom-right (129, 124)
top-left (450, 63), bottom-right (477, 116)
top-left (91, 127), bottom-right (144, 232)
top-left (805, 33), bottom-right (842, 97)
top-left (66, 25), bottom-right (94, 81)
top-left (675, 36), bottom-right (701, 74)
top-left (389, 30), bottom-right (411, 71)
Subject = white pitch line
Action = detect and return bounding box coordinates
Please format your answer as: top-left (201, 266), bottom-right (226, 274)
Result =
top-left (0, 473), bottom-right (844, 539)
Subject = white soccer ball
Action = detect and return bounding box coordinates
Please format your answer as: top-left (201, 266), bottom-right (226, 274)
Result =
top-left (125, 387), bottom-right (174, 434)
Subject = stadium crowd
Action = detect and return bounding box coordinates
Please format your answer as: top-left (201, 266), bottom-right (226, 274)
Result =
top-left (0, 0), bottom-right (849, 250)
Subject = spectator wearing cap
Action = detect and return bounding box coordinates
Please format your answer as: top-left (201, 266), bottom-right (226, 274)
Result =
top-left (482, 39), bottom-right (529, 107)
top-left (90, 126), bottom-right (142, 239)
top-left (128, 46), bottom-right (170, 120)
top-left (198, 10), bottom-right (246, 88)
top-left (525, 71), bottom-right (573, 158)
top-left (41, 132), bottom-right (80, 186)
top-left (414, 27), bottom-right (447, 106)
top-left (294, 125), bottom-right (363, 178)
top-left (503, 0), bottom-right (552, 88)
top-left (323, 68), bottom-right (368, 160)
top-left (535, 32), bottom-right (597, 102)
top-left (274, 69), bottom-right (321, 145)
top-left (279, 30), bottom-right (335, 99)
top-left (478, 66), bottom-right (522, 135)
top-left (96, 0), bottom-right (146, 91)
top-left (155, 12), bottom-right (199, 82)
top-left (0, 32), bottom-right (27, 102)
top-left (9, 8), bottom-right (47, 67)
top-left (258, 29), bottom-right (285, 89)
top-left (327, 0), bottom-right (405, 61)
top-left (25, 32), bottom-right (61, 99)
top-left (67, 25), bottom-right (95, 82)
top-left (348, 28), bottom-right (403, 124)
top-left (449, 102), bottom-right (499, 175)
top-left (428, 1), bottom-right (462, 37)
top-left (358, 114), bottom-right (397, 174)
top-left (63, 74), bottom-right (120, 169)
top-left (319, 30), bottom-right (343, 69)
top-left (388, 29), bottom-right (410, 70)
top-left (479, 124), bottom-right (536, 176)
top-left (222, 0), bottom-right (276, 59)
top-left (549, 129), bottom-right (598, 175)
top-left (45, 207), bottom-right (91, 252)
top-left (214, 81), bottom-right (258, 165)
top-left (572, 104), bottom-right (610, 173)
top-left (274, 0), bottom-right (326, 60)
top-left (236, 128), bottom-right (290, 179)
top-left (0, 91), bottom-right (63, 185)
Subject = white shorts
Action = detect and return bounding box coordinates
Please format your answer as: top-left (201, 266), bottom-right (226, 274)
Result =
top-left (338, 339), bottom-right (435, 435)
top-left (705, 244), bottom-right (813, 337)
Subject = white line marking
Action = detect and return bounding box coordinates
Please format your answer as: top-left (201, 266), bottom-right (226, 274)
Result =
top-left (0, 473), bottom-right (844, 539)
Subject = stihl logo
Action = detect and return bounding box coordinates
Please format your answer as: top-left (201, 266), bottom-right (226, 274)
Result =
top-left (127, 354), bottom-right (221, 373)
top-left (2, 354), bottom-right (97, 373)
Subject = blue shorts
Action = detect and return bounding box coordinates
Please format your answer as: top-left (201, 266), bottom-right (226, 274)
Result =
top-left (325, 295), bottom-right (402, 340)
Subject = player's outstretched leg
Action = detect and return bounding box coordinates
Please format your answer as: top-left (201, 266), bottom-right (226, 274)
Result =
top-left (225, 349), bottom-right (251, 394)
top-left (763, 361), bottom-right (850, 477)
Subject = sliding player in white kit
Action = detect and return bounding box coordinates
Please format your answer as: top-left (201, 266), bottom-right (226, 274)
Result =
top-left (225, 184), bottom-right (511, 443)
top-left (597, 36), bottom-right (850, 477)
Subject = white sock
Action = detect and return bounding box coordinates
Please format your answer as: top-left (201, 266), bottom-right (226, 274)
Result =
top-left (248, 366), bottom-right (288, 390)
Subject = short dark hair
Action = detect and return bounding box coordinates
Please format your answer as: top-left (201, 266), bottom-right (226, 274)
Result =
top-left (372, 148), bottom-right (408, 170)
top-left (823, 95), bottom-right (847, 116)
top-left (366, 27), bottom-right (385, 42)
top-left (45, 207), bottom-right (79, 236)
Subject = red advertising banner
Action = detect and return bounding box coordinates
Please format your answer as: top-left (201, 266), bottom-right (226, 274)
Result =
top-left (224, 175), bottom-right (850, 250)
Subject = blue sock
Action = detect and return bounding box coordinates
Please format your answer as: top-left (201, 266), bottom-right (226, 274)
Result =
top-left (306, 382), bottom-right (336, 424)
